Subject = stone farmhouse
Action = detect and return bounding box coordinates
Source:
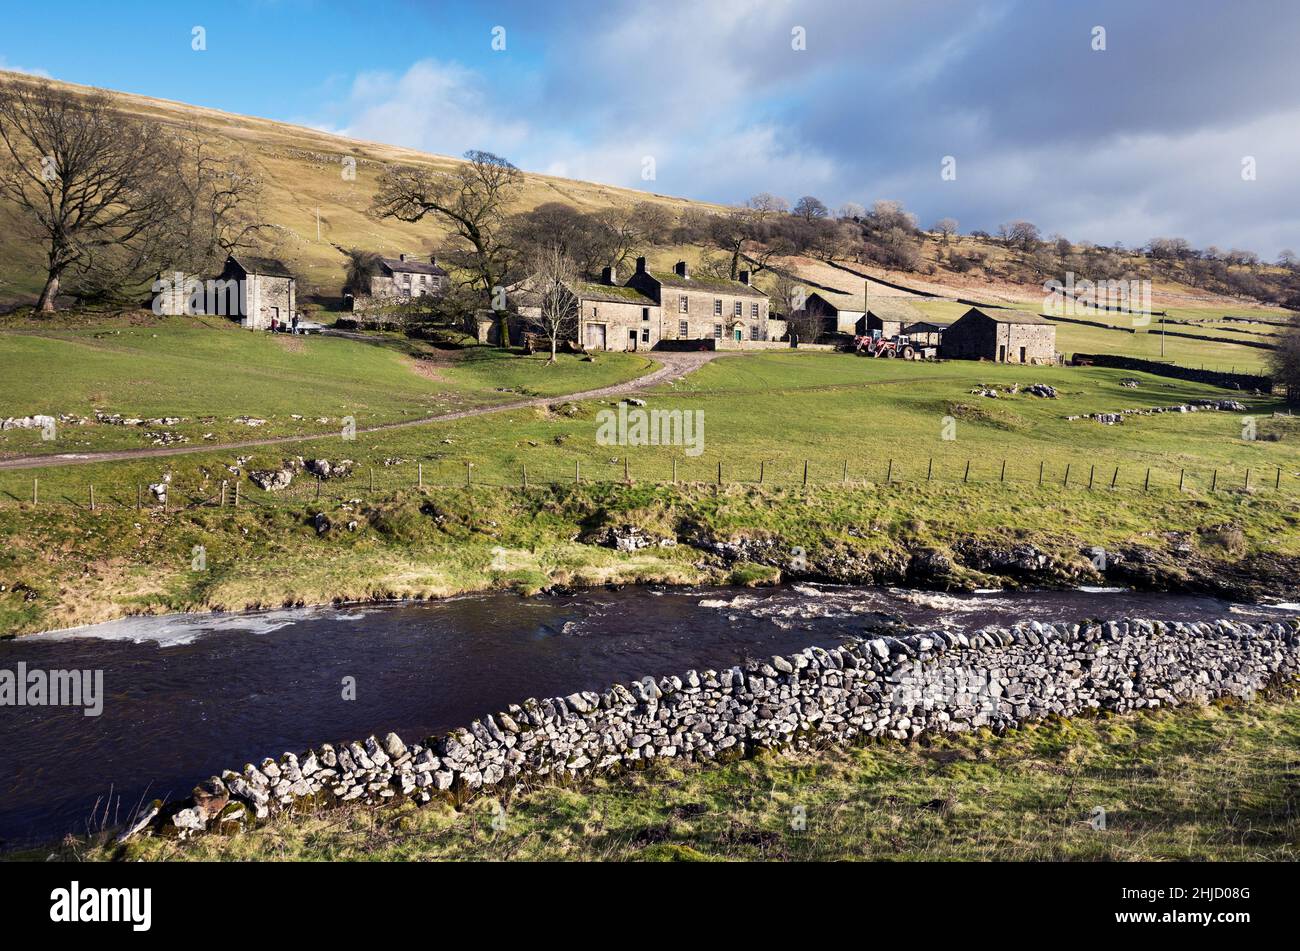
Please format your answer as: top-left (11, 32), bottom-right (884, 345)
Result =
top-left (569, 266), bottom-right (660, 351)
top-left (218, 255), bottom-right (296, 330)
top-left (352, 253), bottom-right (447, 311)
top-left (940, 307), bottom-right (1057, 364)
top-left (624, 258), bottom-right (773, 348)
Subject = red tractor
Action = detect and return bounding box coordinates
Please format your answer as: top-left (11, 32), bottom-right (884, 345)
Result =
top-left (853, 332), bottom-right (920, 359)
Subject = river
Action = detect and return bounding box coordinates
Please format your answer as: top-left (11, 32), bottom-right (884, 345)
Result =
top-left (1, 583), bottom-right (1296, 848)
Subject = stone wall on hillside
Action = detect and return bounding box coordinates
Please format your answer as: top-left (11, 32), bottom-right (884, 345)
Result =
top-left (135, 616), bottom-right (1300, 839)
top-left (1071, 353), bottom-right (1272, 392)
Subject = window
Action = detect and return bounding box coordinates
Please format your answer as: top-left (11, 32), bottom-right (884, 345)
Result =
top-left (679, 319), bottom-right (689, 337)
top-left (750, 302), bottom-right (759, 318)
top-left (679, 296), bottom-right (688, 313)
top-left (713, 298), bottom-right (722, 316)
top-left (591, 306), bottom-right (598, 317)
top-left (733, 301), bottom-right (742, 316)
top-left (750, 324), bottom-right (759, 340)
top-left (641, 328), bottom-right (650, 343)
top-left (642, 307), bottom-right (650, 321)
top-left (713, 323), bottom-right (723, 339)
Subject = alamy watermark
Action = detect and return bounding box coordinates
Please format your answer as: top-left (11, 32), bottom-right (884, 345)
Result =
top-left (595, 403), bottom-right (704, 457)
top-left (1043, 271), bottom-right (1151, 321)
top-left (1, 663), bottom-right (103, 716)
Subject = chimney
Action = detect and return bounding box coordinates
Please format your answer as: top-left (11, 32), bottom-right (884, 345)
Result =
top-left (601, 265), bottom-right (617, 285)
top-left (674, 260), bottom-right (689, 279)
top-left (635, 256), bottom-right (647, 274)
top-left (399, 253), bottom-right (409, 262)
top-left (429, 255), bottom-right (437, 267)
top-left (739, 270), bottom-right (751, 285)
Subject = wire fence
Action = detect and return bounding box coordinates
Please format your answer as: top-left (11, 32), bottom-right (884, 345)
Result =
top-left (4, 452), bottom-right (1295, 513)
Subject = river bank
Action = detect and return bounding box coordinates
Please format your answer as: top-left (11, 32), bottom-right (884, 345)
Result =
top-left (2, 584), bottom-right (1297, 850)
top-left (2, 482), bottom-right (1298, 636)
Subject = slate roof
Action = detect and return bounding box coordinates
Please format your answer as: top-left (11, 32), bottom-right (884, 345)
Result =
top-left (382, 257), bottom-right (447, 277)
top-left (963, 307), bottom-right (1054, 325)
top-left (571, 282), bottom-right (657, 306)
top-left (228, 255), bottom-right (294, 279)
top-left (650, 270), bottom-right (768, 298)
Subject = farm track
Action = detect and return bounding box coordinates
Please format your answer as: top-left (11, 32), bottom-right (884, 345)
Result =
top-left (0, 351), bottom-right (723, 471)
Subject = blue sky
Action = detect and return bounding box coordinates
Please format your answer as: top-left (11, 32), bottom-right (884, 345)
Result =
top-left (2, 0), bottom-right (1297, 256)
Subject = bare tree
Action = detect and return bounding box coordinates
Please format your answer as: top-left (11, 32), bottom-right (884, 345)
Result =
top-left (792, 195), bottom-right (829, 224)
top-left (529, 244), bottom-right (580, 363)
top-left (745, 192), bottom-right (789, 221)
top-left (934, 217), bottom-right (959, 245)
top-left (371, 149), bottom-right (522, 345)
top-left (1269, 320), bottom-right (1300, 405)
top-left (0, 78), bottom-right (183, 311)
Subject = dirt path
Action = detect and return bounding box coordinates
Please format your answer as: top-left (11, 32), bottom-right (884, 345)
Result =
top-left (0, 351), bottom-right (725, 472)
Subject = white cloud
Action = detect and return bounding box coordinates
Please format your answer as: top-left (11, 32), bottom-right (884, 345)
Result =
top-left (0, 58), bottom-right (51, 78)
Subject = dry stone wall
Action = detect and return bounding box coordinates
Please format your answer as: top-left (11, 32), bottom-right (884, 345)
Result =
top-left (135, 616), bottom-right (1300, 839)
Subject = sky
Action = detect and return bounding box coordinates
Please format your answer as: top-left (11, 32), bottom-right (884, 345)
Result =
top-left (1, 0), bottom-right (1297, 257)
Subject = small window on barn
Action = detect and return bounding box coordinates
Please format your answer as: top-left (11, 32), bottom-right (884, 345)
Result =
top-left (713, 323), bottom-right (723, 339)
top-left (641, 328), bottom-right (650, 343)
top-left (679, 296), bottom-right (689, 313)
top-left (642, 307), bottom-right (650, 321)
top-left (591, 306), bottom-right (597, 317)
top-left (679, 319), bottom-right (689, 336)
top-left (714, 298), bottom-right (722, 316)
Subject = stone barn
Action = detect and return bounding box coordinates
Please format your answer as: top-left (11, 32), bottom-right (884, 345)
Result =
top-left (219, 255), bottom-right (296, 330)
top-left (940, 307), bottom-right (1057, 364)
top-left (901, 319), bottom-right (951, 347)
top-left (803, 290), bottom-right (864, 336)
top-left (571, 266), bottom-right (661, 352)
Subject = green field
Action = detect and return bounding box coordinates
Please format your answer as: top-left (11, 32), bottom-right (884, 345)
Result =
top-left (0, 315), bottom-right (652, 455)
top-left (1, 344), bottom-right (1297, 635)
top-left (59, 690), bottom-right (1300, 862)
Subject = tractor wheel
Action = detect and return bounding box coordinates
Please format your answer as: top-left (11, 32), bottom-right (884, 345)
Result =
top-left (884, 348), bottom-right (896, 358)
top-left (902, 347), bottom-right (915, 360)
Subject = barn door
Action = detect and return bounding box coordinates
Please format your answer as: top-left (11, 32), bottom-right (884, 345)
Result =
top-left (586, 323), bottom-right (606, 350)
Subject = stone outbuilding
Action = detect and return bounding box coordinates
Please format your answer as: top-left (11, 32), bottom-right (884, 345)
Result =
top-left (900, 319), bottom-right (952, 348)
top-left (803, 289), bottom-right (865, 336)
top-left (940, 307), bottom-right (1057, 364)
top-left (571, 266), bottom-right (661, 352)
top-left (219, 255), bottom-right (296, 330)
top-left (853, 298), bottom-right (925, 339)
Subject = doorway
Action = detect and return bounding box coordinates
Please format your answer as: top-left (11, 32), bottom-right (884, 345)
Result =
top-left (628, 329), bottom-right (638, 351)
top-left (585, 323), bottom-right (606, 350)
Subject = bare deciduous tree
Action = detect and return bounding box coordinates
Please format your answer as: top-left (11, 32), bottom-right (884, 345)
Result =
top-left (529, 243), bottom-right (579, 363)
top-left (934, 217), bottom-right (959, 244)
top-left (0, 78), bottom-right (182, 311)
top-left (371, 149), bottom-right (521, 345)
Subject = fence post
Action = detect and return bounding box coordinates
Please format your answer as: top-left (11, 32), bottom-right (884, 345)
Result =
top-left (842, 460), bottom-right (848, 484)
top-left (886, 458), bottom-right (893, 483)
top-left (1063, 464), bottom-right (1070, 487)
top-left (136, 484), bottom-right (141, 511)
top-left (1111, 467), bottom-right (1119, 489)
top-left (33, 478), bottom-right (38, 506)
top-left (466, 463), bottom-right (473, 487)
top-left (1088, 464), bottom-right (1095, 489)
top-left (575, 460), bottom-right (581, 485)
top-left (1000, 459), bottom-right (1006, 482)
top-left (1144, 468), bottom-right (1150, 491)
top-left (89, 485), bottom-right (95, 512)
top-left (1038, 461), bottom-right (1044, 486)
top-left (234, 482), bottom-right (240, 508)
top-left (221, 479), bottom-right (228, 507)
top-left (964, 461), bottom-right (971, 483)
top-left (625, 458), bottom-right (630, 483)
top-left (1178, 468), bottom-right (1185, 492)
top-left (522, 465), bottom-right (528, 489)
top-left (927, 457), bottom-right (933, 481)
top-left (1277, 467), bottom-right (1283, 490)
top-left (418, 462), bottom-right (423, 490)
top-left (717, 461), bottom-right (723, 485)
top-left (759, 460), bottom-right (765, 484)
top-left (369, 468), bottom-right (374, 493)
top-left (1244, 468), bottom-right (1250, 490)
top-left (1211, 469), bottom-right (1217, 491)
top-left (803, 460), bottom-right (809, 487)
top-left (672, 457), bottom-right (677, 484)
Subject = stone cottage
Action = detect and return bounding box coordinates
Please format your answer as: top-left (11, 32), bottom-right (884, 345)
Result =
top-left (625, 258), bottom-right (772, 345)
top-left (940, 307), bottom-right (1057, 364)
top-left (353, 254), bottom-right (447, 310)
top-left (219, 255), bottom-right (296, 330)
